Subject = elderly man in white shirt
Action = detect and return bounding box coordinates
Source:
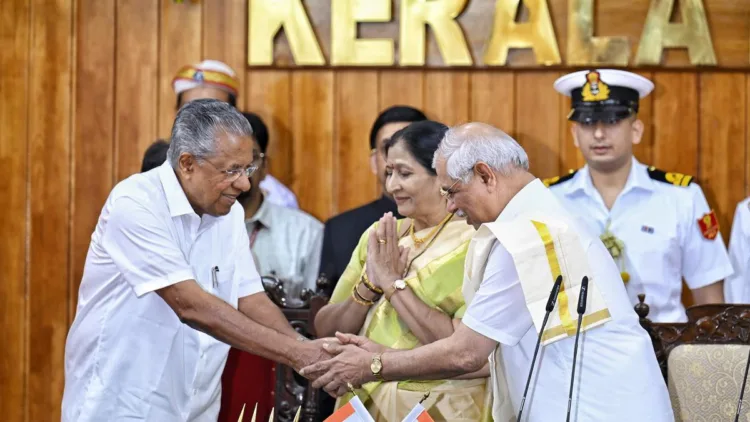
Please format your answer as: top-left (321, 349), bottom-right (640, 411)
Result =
top-left (300, 123), bottom-right (673, 421)
top-left (62, 99), bottom-right (329, 422)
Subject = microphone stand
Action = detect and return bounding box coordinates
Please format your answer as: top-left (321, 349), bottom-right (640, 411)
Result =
top-left (566, 276), bottom-right (589, 422)
top-left (735, 347), bottom-right (750, 421)
top-left (517, 274), bottom-right (563, 421)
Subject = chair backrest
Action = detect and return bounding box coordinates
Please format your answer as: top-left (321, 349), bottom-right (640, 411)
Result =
top-left (260, 274), bottom-right (333, 422)
top-left (635, 294), bottom-right (750, 421)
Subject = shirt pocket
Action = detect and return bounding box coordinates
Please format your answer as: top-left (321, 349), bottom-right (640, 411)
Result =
top-left (627, 225), bottom-right (677, 287)
top-left (214, 264), bottom-right (238, 308)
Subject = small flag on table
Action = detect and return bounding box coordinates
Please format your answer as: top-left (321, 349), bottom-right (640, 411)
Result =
top-left (324, 395), bottom-right (374, 422)
top-left (401, 402), bottom-right (434, 422)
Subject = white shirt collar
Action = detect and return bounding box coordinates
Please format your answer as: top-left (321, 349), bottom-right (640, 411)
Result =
top-left (247, 195), bottom-right (273, 228)
top-left (565, 157), bottom-right (654, 197)
top-left (157, 160), bottom-right (197, 217)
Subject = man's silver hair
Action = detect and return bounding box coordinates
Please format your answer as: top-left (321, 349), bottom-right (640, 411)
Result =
top-left (167, 99), bottom-right (253, 167)
top-left (433, 123), bottom-right (529, 183)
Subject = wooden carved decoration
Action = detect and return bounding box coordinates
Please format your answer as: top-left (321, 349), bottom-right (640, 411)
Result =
top-left (635, 294), bottom-right (750, 381)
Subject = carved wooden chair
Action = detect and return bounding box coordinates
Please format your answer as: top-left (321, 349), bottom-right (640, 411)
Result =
top-left (261, 274), bottom-right (331, 422)
top-left (635, 294), bottom-right (750, 421)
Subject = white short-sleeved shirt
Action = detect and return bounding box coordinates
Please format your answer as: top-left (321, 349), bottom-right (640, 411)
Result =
top-left (259, 174), bottom-right (299, 209)
top-left (464, 179), bottom-right (674, 421)
top-left (547, 158), bottom-right (733, 322)
top-left (62, 161), bottom-right (264, 422)
top-left (726, 197), bottom-right (750, 303)
top-left (246, 197), bottom-right (323, 303)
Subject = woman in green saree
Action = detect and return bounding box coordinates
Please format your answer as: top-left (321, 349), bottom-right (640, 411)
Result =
top-left (314, 121), bottom-right (492, 422)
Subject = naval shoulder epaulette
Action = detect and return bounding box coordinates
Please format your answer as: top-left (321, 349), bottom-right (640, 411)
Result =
top-left (647, 166), bottom-right (693, 187)
top-left (543, 169), bottom-right (578, 187)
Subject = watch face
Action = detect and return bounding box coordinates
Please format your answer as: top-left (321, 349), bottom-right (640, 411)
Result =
top-left (371, 359), bottom-right (382, 373)
top-left (395, 279), bottom-right (406, 289)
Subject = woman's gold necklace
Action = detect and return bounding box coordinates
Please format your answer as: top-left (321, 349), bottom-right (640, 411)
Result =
top-left (409, 213), bottom-right (453, 247)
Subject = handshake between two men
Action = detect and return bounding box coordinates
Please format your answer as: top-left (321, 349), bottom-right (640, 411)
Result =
top-left (299, 332), bottom-right (389, 398)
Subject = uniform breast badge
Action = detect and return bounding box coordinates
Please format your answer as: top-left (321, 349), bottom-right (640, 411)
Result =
top-left (599, 225), bottom-right (630, 283)
top-left (698, 210), bottom-right (720, 240)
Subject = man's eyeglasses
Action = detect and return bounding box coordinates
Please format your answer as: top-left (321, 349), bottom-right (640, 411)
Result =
top-left (202, 156), bottom-right (261, 183)
top-left (440, 179), bottom-right (461, 199)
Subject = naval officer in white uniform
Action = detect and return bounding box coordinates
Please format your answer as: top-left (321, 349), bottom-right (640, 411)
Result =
top-left (547, 69), bottom-right (733, 322)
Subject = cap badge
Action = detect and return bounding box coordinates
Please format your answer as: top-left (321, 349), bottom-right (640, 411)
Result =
top-left (582, 71), bottom-right (610, 102)
top-left (193, 70), bottom-right (205, 82)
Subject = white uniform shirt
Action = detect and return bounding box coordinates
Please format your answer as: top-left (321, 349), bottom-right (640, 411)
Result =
top-left (62, 161), bottom-right (264, 422)
top-left (259, 174), bottom-right (299, 209)
top-left (463, 179), bottom-right (673, 422)
top-left (547, 158), bottom-right (733, 322)
top-left (246, 197), bottom-right (323, 304)
top-left (726, 197), bottom-right (750, 303)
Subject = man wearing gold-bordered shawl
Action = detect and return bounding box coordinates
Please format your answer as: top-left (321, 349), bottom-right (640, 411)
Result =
top-left (302, 123), bottom-right (673, 422)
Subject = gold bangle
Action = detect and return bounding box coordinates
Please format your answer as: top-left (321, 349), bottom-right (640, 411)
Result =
top-left (351, 285), bottom-right (375, 306)
top-left (356, 281), bottom-right (380, 302)
top-left (361, 273), bottom-right (383, 294)
top-left (355, 283), bottom-right (379, 302)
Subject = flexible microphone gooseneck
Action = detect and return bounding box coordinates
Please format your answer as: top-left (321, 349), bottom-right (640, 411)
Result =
top-left (734, 348), bottom-right (750, 421)
top-left (516, 274), bottom-right (564, 421)
top-left (566, 276), bottom-right (589, 422)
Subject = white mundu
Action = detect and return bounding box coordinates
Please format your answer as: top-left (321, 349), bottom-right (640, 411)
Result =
top-left (461, 179), bottom-right (673, 421)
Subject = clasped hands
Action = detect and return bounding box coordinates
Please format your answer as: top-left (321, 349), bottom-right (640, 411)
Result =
top-left (365, 212), bottom-right (409, 295)
top-left (299, 332), bottom-right (389, 398)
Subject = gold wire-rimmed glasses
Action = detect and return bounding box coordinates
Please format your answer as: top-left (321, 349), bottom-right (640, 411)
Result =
top-left (439, 179), bottom-right (461, 199)
top-left (202, 152), bottom-right (264, 182)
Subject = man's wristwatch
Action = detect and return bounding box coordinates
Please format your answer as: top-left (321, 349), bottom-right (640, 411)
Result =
top-left (371, 353), bottom-right (384, 381)
top-left (386, 279), bottom-right (407, 300)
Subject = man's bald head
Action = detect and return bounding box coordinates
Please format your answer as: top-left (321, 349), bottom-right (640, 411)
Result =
top-left (433, 122), bottom-right (529, 183)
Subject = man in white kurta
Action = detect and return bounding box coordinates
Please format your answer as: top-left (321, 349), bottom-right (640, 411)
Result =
top-left (62, 100), bottom-right (328, 422)
top-left (460, 178), bottom-right (672, 420)
top-left (301, 122), bottom-right (673, 421)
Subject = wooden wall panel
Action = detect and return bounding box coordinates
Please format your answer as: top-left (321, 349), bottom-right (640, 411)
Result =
top-left (515, 72), bottom-right (563, 178)
top-left (378, 71), bottom-right (424, 110)
top-left (652, 73), bottom-right (699, 176)
top-left (202, 0), bottom-right (247, 110)
top-left (27, 0), bottom-right (73, 419)
top-left (559, 94), bottom-right (586, 172)
top-left (158, 0), bottom-right (202, 138)
top-left (70, 0), bottom-right (115, 320)
top-left (291, 71), bottom-right (334, 221)
top-left (699, 73), bottom-right (747, 242)
top-left (470, 72), bottom-right (515, 137)
top-left (423, 73), bottom-right (470, 125)
top-left (247, 70), bottom-right (293, 187)
top-left (632, 71), bottom-right (654, 164)
top-left (115, 0), bottom-right (159, 181)
top-left (0, 0), bottom-right (29, 420)
top-left (334, 71), bottom-right (380, 213)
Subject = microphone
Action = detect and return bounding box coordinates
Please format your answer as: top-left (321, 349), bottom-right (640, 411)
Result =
top-left (734, 348), bottom-right (750, 421)
top-left (566, 276), bottom-right (590, 422)
top-left (517, 274), bottom-right (563, 421)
